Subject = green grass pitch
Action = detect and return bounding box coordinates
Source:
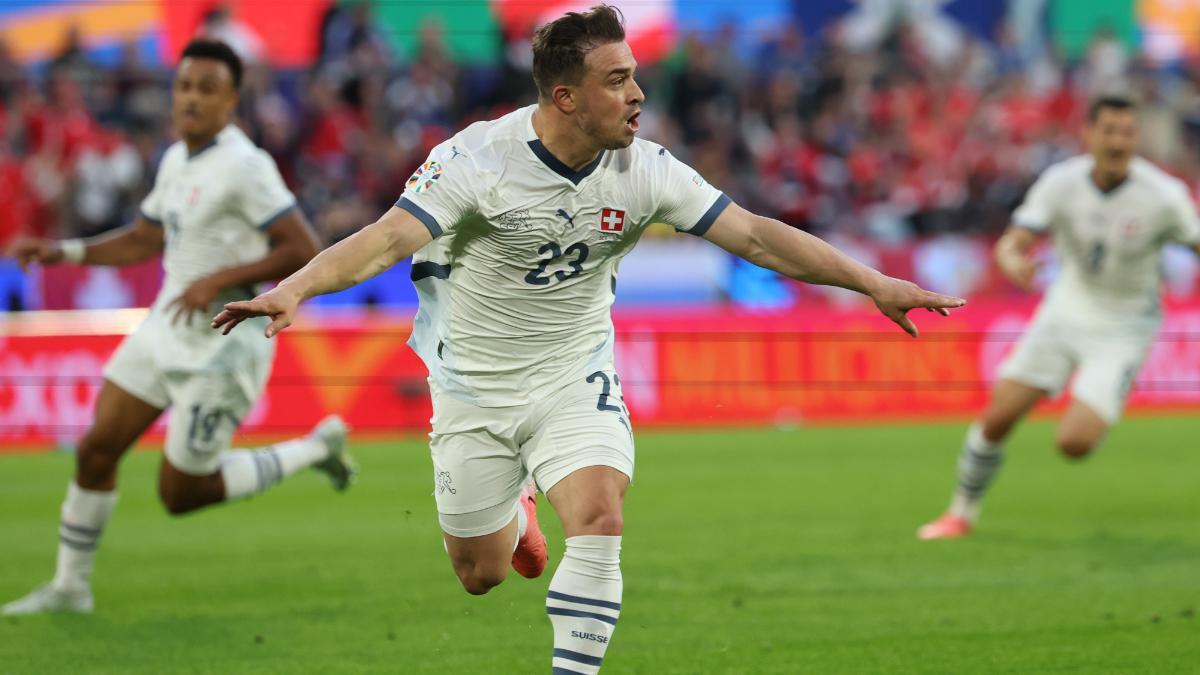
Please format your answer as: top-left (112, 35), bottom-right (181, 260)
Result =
top-left (1, 416), bottom-right (1197, 674)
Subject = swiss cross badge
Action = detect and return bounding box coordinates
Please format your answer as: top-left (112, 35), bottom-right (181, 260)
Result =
top-left (600, 208), bottom-right (626, 233)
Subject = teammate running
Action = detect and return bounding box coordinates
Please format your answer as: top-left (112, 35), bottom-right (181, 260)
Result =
top-left (919, 95), bottom-right (1200, 540)
top-left (3, 40), bottom-right (355, 616)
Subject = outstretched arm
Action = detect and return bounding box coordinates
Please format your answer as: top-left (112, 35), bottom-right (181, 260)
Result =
top-left (6, 215), bottom-right (164, 270)
top-left (701, 202), bottom-right (965, 336)
top-left (211, 206), bottom-right (433, 337)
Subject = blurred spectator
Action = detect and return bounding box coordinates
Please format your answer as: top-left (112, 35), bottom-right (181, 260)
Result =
top-left (198, 4), bottom-right (265, 64)
top-left (1082, 23), bottom-right (1129, 94)
top-left (318, 1), bottom-right (392, 71)
top-left (69, 129), bottom-right (141, 237)
top-left (669, 35), bottom-right (737, 144)
top-left (414, 20), bottom-right (457, 86)
top-left (0, 38), bottom-right (23, 102)
top-left (5, 10), bottom-right (1200, 297)
top-left (0, 142), bottom-right (34, 250)
top-left (49, 25), bottom-right (101, 92)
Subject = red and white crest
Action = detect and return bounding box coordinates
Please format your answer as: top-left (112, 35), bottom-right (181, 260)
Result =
top-left (600, 208), bottom-right (625, 233)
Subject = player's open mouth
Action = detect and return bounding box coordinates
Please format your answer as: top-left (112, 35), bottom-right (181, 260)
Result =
top-left (626, 112), bottom-right (640, 132)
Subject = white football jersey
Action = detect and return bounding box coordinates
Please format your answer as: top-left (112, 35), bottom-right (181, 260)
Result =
top-left (138, 124), bottom-right (296, 371)
top-left (398, 105), bottom-right (729, 406)
top-left (1013, 155), bottom-right (1200, 323)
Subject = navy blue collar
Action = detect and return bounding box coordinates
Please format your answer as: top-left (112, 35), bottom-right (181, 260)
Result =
top-left (187, 138), bottom-right (218, 160)
top-left (527, 139), bottom-right (604, 185)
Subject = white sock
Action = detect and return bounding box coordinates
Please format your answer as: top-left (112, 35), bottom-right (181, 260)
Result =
top-left (546, 535), bottom-right (622, 675)
top-left (52, 482), bottom-right (118, 592)
top-left (219, 437), bottom-right (328, 501)
top-left (950, 423), bottom-right (1005, 522)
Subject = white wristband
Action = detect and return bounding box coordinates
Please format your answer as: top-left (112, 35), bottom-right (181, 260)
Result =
top-left (59, 239), bottom-right (86, 264)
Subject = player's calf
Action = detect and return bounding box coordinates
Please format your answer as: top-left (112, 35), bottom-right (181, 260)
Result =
top-left (977, 379), bottom-right (1044, 445)
top-left (72, 380), bottom-right (163, 491)
top-left (158, 462), bottom-right (225, 515)
top-left (444, 512), bottom-right (521, 596)
top-left (162, 415), bottom-right (353, 511)
top-left (73, 430), bottom-right (129, 490)
top-left (542, 467), bottom-right (628, 673)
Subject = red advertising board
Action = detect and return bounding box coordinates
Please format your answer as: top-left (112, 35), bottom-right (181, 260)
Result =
top-left (3, 301), bottom-right (1199, 448)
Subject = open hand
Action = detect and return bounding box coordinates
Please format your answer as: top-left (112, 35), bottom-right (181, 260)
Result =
top-left (6, 237), bottom-right (64, 271)
top-left (211, 285), bottom-right (301, 338)
top-left (167, 275), bottom-right (224, 327)
top-left (868, 275), bottom-right (966, 338)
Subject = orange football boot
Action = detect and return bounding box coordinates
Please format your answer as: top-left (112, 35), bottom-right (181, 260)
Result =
top-left (917, 513), bottom-right (973, 540)
top-left (512, 482), bottom-right (549, 578)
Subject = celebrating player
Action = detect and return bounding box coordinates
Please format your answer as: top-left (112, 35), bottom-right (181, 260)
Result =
top-left (919, 95), bottom-right (1200, 541)
top-left (213, 7), bottom-right (963, 673)
top-left (3, 40), bottom-right (356, 616)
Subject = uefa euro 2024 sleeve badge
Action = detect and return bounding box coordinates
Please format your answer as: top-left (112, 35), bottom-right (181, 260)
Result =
top-left (407, 161), bottom-right (443, 193)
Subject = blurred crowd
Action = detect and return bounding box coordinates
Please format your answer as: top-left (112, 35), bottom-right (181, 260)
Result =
top-left (4, 5), bottom-right (1200, 254)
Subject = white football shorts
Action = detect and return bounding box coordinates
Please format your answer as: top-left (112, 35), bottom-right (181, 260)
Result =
top-left (102, 311), bottom-right (272, 475)
top-left (428, 366), bottom-right (635, 538)
top-left (997, 308), bottom-right (1158, 424)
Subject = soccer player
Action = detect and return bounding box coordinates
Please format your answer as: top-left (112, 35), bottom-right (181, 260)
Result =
top-left (213, 7), bottom-right (962, 672)
top-left (2, 40), bottom-right (356, 616)
top-left (918, 95), bottom-right (1200, 540)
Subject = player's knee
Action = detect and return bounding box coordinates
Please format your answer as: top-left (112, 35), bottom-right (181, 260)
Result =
top-left (1056, 435), bottom-right (1096, 460)
top-left (578, 511), bottom-right (623, 536)
top-left (454, 562), bottom-right (508, 596)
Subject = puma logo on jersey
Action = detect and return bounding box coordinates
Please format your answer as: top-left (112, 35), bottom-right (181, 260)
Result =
top-left (556, 209), bottom-right (577, 228)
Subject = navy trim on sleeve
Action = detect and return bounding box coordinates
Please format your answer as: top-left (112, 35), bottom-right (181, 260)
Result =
top-left (397, 197), bottom-right (444, 238)
top-left (140, 210), bottom-right (163, 226)
top-left (256, 203), bottom-right (298, 230)
top-left (687, 193), bottom-right (732, 237)
top-left (410, 262), bottom-right (451, 281)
